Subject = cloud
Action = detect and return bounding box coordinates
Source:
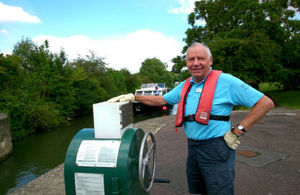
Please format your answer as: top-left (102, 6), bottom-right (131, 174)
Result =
top-left (0, 29), bottom-right (8, 35)
top-left (33, 30), bottom-right (183, 73)
top-left (168, 0), bottom-right (206, 26)
top-left (168, 0), bottom-right (196, 15)
top-left (0, 2), bottom-right (41, 23)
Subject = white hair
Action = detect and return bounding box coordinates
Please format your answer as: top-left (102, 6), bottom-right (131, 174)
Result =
top-left (186, 42), bottom-right (212, 59)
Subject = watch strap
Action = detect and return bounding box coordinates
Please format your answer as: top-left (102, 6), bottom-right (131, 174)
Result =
top-left (237, 124), bottom-right (247, 132)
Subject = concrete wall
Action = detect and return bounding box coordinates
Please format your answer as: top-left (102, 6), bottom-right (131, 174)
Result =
top-left (0, 113), bottom-right (13, 162)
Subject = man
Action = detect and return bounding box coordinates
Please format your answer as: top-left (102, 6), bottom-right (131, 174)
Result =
top-left (154, 86), bottom-right (159, 96)
top-left (108, 42), bottom-right (274, 194)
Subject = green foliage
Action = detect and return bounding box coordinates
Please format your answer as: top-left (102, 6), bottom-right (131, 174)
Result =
top-left (2, 87), bottom-right (65, 140)
top-left (73, 76), bottom-right (105, 115)
top-left (2, 40), bottom-right (177, 140)
top-left (259, 83), bottom-right (300, 109)
top-left (265, 90), bottom-right (300, 109)
top-left (106, 69), bottom-right (129, 95)
top-left (139, 58), bottom-right (175, 88)
top-left (70, 54), bottom-right (107, 114)
top-left (281, 33), bottom-right (300, 70)
top-left (259, 82), bottom-right (283, 92)
top-left (177, 70), bottom-right (191, 82)
top-left (170, 55), bottom-right (191, 83)
top-left (0, 39), bottom-right (79, 140)
top-left (140, 58), bottom-right (167, 81)
top-left (125, 73), bottom-right (145, 93)
top-left (3, 35), bottom-right (298, 142)
top-left (72, 52), bottom-right (107, 74)
top-left (181, 0), bottom-right (300, 89)
top-left (26, 100), bottom-right (65, 131)
top-left (273, 69), bottom-right (300, 90)
top-left (209, 33), bottom-right (281, 84)
top-left (0, 53), bottom-right (23, 91)
top-left (171, 56), bottom-right (186, 74)
top-left (6, 97), bottom-right (32, 138)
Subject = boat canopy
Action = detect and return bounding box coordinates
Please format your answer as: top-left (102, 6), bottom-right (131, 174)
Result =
top-left (140, 83), bottom-right (166, 89)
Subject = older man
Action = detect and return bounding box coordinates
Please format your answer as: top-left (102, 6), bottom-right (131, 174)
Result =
top-left (108, 42), bottom-right (274, 195)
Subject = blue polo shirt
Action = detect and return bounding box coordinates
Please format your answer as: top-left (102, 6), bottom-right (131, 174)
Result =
top-left (163, 69), bottom-right (263, 140)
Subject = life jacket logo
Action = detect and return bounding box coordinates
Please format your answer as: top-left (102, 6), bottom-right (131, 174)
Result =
top-left (196, 88), bottom-right (202, 93)
top-left (199, 112), bottom-right (208, 120)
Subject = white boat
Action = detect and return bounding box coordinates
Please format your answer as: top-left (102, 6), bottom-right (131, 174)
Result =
top-left (135, 83), bottom-right (170, 96)
top-left (133, 83), bottom-right (172, 115)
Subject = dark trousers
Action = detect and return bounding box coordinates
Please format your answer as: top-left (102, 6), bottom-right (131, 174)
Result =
top-left (186, 137), bottom-right (236, 195)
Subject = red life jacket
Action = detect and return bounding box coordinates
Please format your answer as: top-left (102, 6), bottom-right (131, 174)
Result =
top-left (175, 70), bottom-right (222, 127)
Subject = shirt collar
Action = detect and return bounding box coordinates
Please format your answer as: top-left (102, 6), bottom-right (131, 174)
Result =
top-left (190, 67), bottom-right (213, 85)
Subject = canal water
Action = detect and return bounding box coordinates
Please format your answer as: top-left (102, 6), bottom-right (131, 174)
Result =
top-left (0, 115), bottom-right (94, 194)
top-left (0, 112), bottom-right (166, 195)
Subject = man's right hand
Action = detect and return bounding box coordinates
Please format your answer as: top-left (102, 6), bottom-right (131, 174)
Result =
top-left (224, 129), bottom-right (240, 150)
top-left (107, 93), bottom-right (135, 103)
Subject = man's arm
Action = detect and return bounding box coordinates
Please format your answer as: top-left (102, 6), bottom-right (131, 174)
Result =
top-left (232, 95), bottom-right (274, 136)
top-left (135, 95), bottom-right (168, 106)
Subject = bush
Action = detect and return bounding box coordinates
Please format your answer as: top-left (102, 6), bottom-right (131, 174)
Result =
top-left (26, 101), bottom-right (65, 132)
top-left (274, 69), bottom-right (300, 90)
top-left (8, 102), bottom-right (32, 140)
top-left (7, 100), bottom-right (65, 140)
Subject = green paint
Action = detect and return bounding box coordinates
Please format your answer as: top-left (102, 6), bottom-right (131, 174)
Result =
top-left (64, 128), bottom-right (149, 195)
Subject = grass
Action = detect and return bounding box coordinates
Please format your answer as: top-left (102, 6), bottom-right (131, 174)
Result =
top-left (263, 90), bottom-right (300, 109)
top-left (234, 83), bottom-right (300, 110)
top-left (259, 82), bottom-right (300, 109)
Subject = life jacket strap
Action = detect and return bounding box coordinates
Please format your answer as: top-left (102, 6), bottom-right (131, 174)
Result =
top-left (184, 114), bottom-right (230, 122)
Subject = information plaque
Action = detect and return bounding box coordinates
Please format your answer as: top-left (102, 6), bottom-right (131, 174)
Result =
top-left (76, 140), bottom-right (121, 167)
top-left (75, 173), bottom-right (104, 195)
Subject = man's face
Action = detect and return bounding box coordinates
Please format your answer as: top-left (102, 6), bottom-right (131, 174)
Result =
top-left (185, 45), bottom-right (212, 83)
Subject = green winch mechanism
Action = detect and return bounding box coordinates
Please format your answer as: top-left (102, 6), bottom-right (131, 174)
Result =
top-left (64, 102), bottom-right (169, 195)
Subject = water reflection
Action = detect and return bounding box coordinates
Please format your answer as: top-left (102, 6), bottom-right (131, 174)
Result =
top-left (0, 115), bottom-right (93, 194)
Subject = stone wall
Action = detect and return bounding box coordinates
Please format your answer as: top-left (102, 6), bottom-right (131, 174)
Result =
top-left (0, 113), bottom-right (13, 162)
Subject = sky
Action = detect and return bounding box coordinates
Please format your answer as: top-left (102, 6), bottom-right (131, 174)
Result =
top-left (0, 0), bottom-right (200, 73)
top-left (1, 1), bottom-right (298, 73)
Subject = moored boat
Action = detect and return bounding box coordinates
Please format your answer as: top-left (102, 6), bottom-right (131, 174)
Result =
top-left (133, 83), bottom-right (173, 116)
top-left (135, 83), bottom-right (170, 96)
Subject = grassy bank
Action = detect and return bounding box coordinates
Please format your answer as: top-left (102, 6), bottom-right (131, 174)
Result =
top-left (259, 83), bottom-right (300, 109)
top-left (235, 83), bottom-right (300, 110)
top-left (264, 90), bottom-right (300, 109)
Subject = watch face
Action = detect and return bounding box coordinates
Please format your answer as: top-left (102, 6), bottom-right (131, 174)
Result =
top-left (238, 125), bottom-right (246, 132)
top-left (238, 125), bottom-right (244, 130)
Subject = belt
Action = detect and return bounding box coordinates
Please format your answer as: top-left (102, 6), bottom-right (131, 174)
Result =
top-left (184, 114), bottom-right (230, 122)
top-left (188, 137), bottom-right (224, 145)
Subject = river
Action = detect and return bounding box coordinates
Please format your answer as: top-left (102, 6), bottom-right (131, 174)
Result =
top-left (0, 111), bottom-right (167, 195)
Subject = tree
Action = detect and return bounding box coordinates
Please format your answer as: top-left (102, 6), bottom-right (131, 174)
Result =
top-left (0, 54), bottom-right (23, 92)
top-left (139, 58), bottom-right (174, 87)
top-left (126, 73), bottom-right (144, 93)
top-left (182, 0), bottom-right (300, 88)
top-left (70, 54), bottom-right (108, 114)
top-left (208, 33), bottom-right (281, 84)
top-left (72, 51), bottom-right (107, 75)
top-left (171, 56), bottom-right (186, 74)
top-left (0, 38), bottom-right (81, 139)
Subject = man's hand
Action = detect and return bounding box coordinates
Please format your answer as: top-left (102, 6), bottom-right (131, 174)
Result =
top-left (107, 93), bottom-right (135, 103)
top-left (224, 130), bottom-right (240, 150)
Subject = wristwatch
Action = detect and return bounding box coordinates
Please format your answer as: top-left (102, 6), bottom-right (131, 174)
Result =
top-left (237, 124), bottom-right (247, 133)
